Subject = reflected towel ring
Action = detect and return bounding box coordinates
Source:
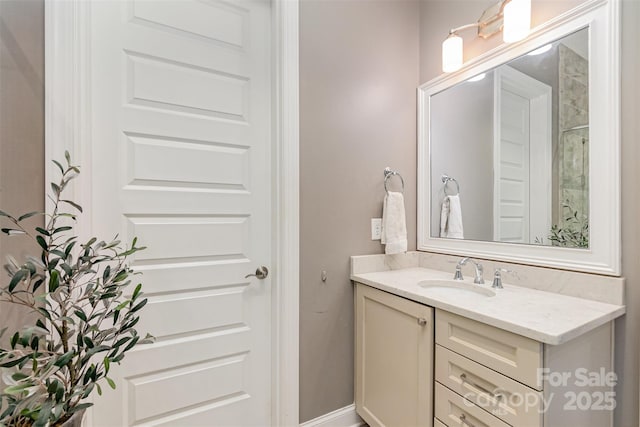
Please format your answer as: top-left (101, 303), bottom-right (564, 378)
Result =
top-left (441, 173), bottom-right (460, 196)
top-left (384, 167), bottom-right (405, 194)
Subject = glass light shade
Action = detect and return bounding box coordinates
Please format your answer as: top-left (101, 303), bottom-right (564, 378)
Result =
top-left (527, 43), bottom-right (552, 56)
top-left (442, 34), bottom-right (463, 73)
top-left (503, 0), bottom-right (531, 43)
top-left (467, 73), bottom-right (486, 82)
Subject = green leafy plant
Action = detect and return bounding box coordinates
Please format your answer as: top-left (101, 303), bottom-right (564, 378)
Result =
top-left (548, 201), bottom-right (589, 248)
top-left (0, 153), bottom-right (153, 427)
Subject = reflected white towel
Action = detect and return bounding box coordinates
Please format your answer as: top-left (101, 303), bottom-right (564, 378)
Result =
top-left (440, 195), bottom-right (464, 239)
top-left (381, 191), bottom-right (407, 254)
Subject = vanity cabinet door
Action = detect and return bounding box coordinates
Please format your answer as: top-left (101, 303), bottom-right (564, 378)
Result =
top-left (355, 283), bottom-right (434, 427)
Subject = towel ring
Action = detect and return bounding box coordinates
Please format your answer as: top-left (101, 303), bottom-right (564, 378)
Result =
top-left (441, 174), bottom-right (460, 196)
top-left (384, 167), bottom-right (405, 194)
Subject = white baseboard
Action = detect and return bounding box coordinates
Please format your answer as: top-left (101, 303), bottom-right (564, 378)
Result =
top-left (300, 404), bottom-right (364, 427)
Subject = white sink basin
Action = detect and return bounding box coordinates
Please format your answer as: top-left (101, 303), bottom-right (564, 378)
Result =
top-left (418, 279), bottom-right (496, 297)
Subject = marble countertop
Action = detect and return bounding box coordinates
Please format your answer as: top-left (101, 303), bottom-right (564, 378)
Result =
top-left (351, 267), bottom-right (626, 345)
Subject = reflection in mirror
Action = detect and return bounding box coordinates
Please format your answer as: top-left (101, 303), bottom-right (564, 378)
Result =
top-left (430, 28), bottom-right (589, 248)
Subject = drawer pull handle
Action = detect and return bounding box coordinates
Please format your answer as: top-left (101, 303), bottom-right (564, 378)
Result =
top-left (417, 318), bottom-right (427, 326)
top-left (460, 373), bottom-right (503, 400)
top-left (459, 414), bottom-right (476, 427)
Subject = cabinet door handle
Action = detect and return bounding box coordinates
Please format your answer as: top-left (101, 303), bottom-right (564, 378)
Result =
top-left (460, 373), bottom-right (503, 400)
top-left (459, 414), bottom-right (476, 427)
top-left (417, 318), bottom-right (427, 326)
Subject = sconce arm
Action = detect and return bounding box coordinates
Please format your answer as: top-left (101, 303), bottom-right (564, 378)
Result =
top-left (448, 22), bottom-right (481, 36)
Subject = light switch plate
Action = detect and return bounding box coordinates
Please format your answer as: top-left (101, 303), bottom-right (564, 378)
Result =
top-left (371, 218), bottom-right (382, 240)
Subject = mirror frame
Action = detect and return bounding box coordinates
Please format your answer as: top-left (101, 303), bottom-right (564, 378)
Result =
top-left (417, 0), bottom-right (620, 275)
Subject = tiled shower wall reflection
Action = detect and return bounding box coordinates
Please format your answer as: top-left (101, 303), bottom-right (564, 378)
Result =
top-left (558, 44), bottom-right (589, 229)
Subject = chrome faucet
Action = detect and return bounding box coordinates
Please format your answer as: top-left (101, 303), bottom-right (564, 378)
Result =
top-left (453, 257), bottom-right (484, 284)
top-left (492, 268), bottom-right (516, 289)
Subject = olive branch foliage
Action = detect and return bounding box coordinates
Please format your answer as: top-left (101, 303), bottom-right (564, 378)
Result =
top-left (547, 201), bottom-right (589, 248)
top-left (533, 201), bottom-right (589, 248)
top-left (0, 153), bottom-right (153, 426)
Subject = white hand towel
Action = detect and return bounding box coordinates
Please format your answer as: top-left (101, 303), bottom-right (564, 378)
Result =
top-left (440, 195), bottom-right (464, 239)
top-left (381, 191), bottom-right (407, 254)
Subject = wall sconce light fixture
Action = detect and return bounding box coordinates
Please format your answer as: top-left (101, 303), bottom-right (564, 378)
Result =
top-left (442, 0), bottom-right (531, 73)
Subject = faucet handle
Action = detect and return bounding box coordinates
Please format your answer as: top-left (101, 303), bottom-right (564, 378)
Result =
top-left (495, 267), bottom-right (519, 278)
top-left (453, 265), bottom-right (464, 281)
top-left (492, 268), bottom-right (518, 289)
top-left (474, 263), bottom-right (484, 284)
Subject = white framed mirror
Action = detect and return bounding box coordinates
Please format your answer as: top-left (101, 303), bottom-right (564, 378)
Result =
top-left (418, 0), bottom-right (620, 275)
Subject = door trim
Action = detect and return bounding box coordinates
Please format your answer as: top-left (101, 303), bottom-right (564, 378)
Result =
top-left (44, 1), bottom-right (300, 425)
top-left (272, 0), bottom-right (300, 425)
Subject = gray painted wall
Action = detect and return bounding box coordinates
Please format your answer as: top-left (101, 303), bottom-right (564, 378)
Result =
top-left (429, 73), bottom-right (494, 241)
top-left (420, 1), bottom-right (640, 425)
top-left (0, 0), bottom-right (44, 360)
top-left (617, 2), bottom-right (640, 425)
top-left (299, 0), bottom-right (419, 422)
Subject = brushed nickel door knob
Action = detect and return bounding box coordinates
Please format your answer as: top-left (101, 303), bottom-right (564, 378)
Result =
top-left (245, 266), bottom-right (269, 280)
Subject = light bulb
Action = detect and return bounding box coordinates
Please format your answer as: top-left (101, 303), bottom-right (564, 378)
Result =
top-left (527, 44), bottom-right (552, 56)
top-left (442, 34), bottom-right (463, 73)
top-left (503, 0), bottom-right (531, 43)
top-left (467, 73), bottom-right (486, 82)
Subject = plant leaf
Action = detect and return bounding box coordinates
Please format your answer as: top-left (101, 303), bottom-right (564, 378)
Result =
top-left (0, 210), bottom-right (14, 218)
top-left (75, 310), bottom-right (87, 322)
top-left (52, 159), bottom-right (65, 174)
top-left (54, 351), bottom-right (75, 367)
top-left (12, 372), bottom-right (28, 381)
top-left (83, 336), bottom-right (95, 349)
top-left (52, 226), bottom-right (73, 234)
top-left (8, 269), bottom-right (27, 292)
top-left (106, 377), bottom-right (117, 390)
top-left (132, 283), bottom-right (142, 301)
top-left (130, 299), bottom-right (148, 313)
top-left (0, 355), bottom-right (29, 368)
top-left (51, 182), bottom-right (61, 195)
top-left (35, 319), bottom-right (49, 332)
top-left (60, 199), bottom-right (83, 213)
top-left (123, 336), bottom-right (140, 353)
top-left (10, 332), bottom-right (18, 348)
top-left (4, 383), bottom-right (32, 395)
top-left (37, 307), bottom-right (51, 320)
top-left (103, 265), bottom-right (111, 281)
top-left (1, 228), bottom-right (26, 236)
top-left (35, 400), bottom-right (52, 426)
top-left (36, 235), bottom-right (48, 251)
top-left (49, 270), bottom-right (60, 292)
top-left (70, 403), bottom-right (93, 413)
top-left (18, 211), bottom-right (42, 221)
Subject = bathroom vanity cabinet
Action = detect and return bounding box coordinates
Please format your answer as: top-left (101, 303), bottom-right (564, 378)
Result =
top-left (355, 284), bottom-right (434, 427)
top-left (354, 282), bottom-right (616, 427)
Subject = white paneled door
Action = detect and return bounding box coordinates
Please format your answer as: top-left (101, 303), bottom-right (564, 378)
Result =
top-left (88, 1), bottom-right (273, 425)
top-left (496, 88), bottom-right (530, 243)
top-left (494, 66), bottom-right (551, 245)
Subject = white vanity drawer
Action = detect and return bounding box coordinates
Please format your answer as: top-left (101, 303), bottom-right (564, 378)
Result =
top-left (435, 382), bottom-right (510, 427)
top-left (435, 309), bottom-right (543, 389)
top-left (436, 345), bottom-right (542, 426)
